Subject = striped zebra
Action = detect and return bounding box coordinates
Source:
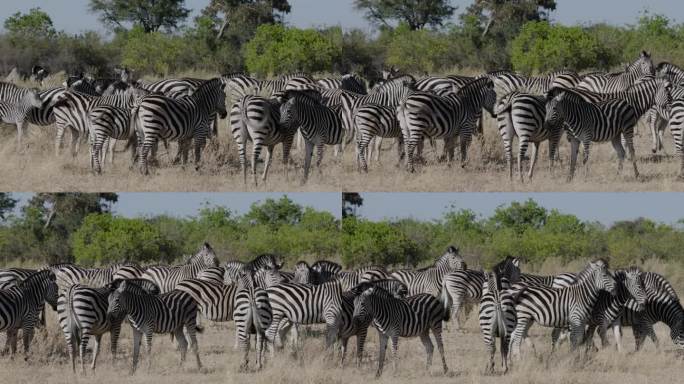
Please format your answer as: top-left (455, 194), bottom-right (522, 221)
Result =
top-left (0, 82), bottom-right (43, 149)
top-left (352, 283), bottom-right (450, 377)
top-left (545, 88), bottom-right (639, 180)
top-left (133, 78), bottom-right (227, 175)
top-left (0, 270), bottom-right (58, 357)
top-left (576, 51), bottom-right (655, 92)
top-left (495, 91), bottom-right (563, 181)
top-left (0, 268), bottom-right (35, 290)
top-left (399, 77), bottom-right (496, 172)
top-left (580, 267), bottom-right (647, 352)
top-left (111, 264), bottom-right (146, 280)
top-left (175, 278), bottom-right (237, 323)
top-left (195, 266), bottom-right (226, 285)
top-left (230, 93), bottom-right (296, 185)
top-left (489, 70), bottom-right (582, 97)
top-left (391, 246), bottom-right (465, 296)
top-left (311, 260), bottom-right (342, 284)
top-left (279, 90), bottom-right (345, 182)
top-left (107, 280), bottom-right (202, 372)
top-left (141, 243), bottom-right (219, 293)
top-left (265, 279), bottom-right (343, 351)
top-left (65, 75), bottom-right (100, 96)
top-left (48, 263), bottom-right (140, 291)
top-left (233, 270), bottom-right (272, 371)
top-left (663, 86), bottom-right (684, 176)
top-left (57, 280), bottom-right (159, 372)
top-left (354, 103), bottom-right (404, 172)
top-left (317, 74), bottom-right (367, 95)
top-left (337, 279), bottom-right (408, 367)
top-left (508, 259), bottom-right (616, 357)
top-left (619, 293), bottom-right (684, 351)
top-left (337, 266), bottom-right (389, 291)
top-left (478, 257), bottom-right (520, 373)
top-left (293, 261), bottom-right (315, 284)
top-left (223, 260), bottom-right (246, 285)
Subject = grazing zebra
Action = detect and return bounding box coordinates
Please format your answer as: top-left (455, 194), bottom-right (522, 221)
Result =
top-left (133, 78), bottom-right (228, 175)
top-left (352, 284), bottom-right (450, 377)
top-left (57, 280), bottom-right (160, 372)
top-left (0, 82), bottom-right (43, 149)
top-left (354, 103), bottom-right (404, 172)
top-left (580, 267), bottom-right (647, 352)
top-left (399, 77), bottom-right (496, 172)
top-left (478, 257), bottom-right (520, 373)
top-left (495, 91), bottom-right (563, 181)
top-left (265, 279), bottom-right (344, 351)
top-left (336, 279), bottom-right (408, 367)
top-left (391, 246), bottom-right (465, 296)
top-left (619, 293), bottom-right (684, 351)
top-left (545, 88), bottom-right (639, 180)
top-left (230, 94), bottom-right (296, 185)
top-left (141, 243), bottom-right (219, 293)
top-left (0, 270), bottom-right (58, 357)
top-left (107, 280), bottom-right (202, 372)
top-left (336, 266), bottom-right (389, 291)
top-left (317, 74), bottom-right (367, 95)
top-left (279, 90), bottom-right (345, 182)
top-left (576, 51), bottom-right (655, 92)
top-left (233, 270), bottom-right (273, 371)
top-left (509, 259), bottom-right (616, 357)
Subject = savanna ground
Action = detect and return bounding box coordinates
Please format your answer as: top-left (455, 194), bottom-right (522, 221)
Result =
top-left (1, 259), bottom-right (683, 384)
top-left (2, 72), bottom-right (684, 192)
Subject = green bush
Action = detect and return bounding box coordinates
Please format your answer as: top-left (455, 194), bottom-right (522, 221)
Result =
top-left (119, 26), bottom-right (186, 76)
top-left (244, 24), bottom-right (339, 76)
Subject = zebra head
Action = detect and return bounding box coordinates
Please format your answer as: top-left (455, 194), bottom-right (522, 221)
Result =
top-left (18, 270), bottom-right (58, 311)
top-left (293, 261), bottom-right (313, 284)
top-left (191, 242), bottom-right (219, 268)
top-left (196, 78), bottom-right (228, 119)
top-left (351, 284), bottom-right (379, 327)
top-left (622, 266), bottom-right (647, 311)
top-left (584, 259), bottom-right (616, 296)
top-left (544, 89), bottom-right (566, 128)
top-left (254, 268), bottom-right (286, 288)
top-left (655, 79), bottom-right (674, 117)
top-left (437, 246), bottom-right (465, 271)
top-left (636, 51), bottom-right (655, 76)
top-left (492, 256), bottom-right (521, 288)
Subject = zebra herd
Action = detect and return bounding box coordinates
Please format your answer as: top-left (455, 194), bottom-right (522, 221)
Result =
top-left (4, 52), bottom-right (684, 182)
top-left (0, 242), bottom-right (682, 376)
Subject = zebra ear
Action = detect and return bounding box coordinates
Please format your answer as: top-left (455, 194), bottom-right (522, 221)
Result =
top-left (447, 246), bottom-right (459, 254)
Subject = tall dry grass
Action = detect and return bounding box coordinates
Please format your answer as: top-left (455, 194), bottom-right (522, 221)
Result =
top-left (1, 259), bottom-right (682, 383)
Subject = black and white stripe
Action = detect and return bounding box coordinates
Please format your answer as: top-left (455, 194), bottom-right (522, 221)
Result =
top-left (133, 78), bottom-right (228, 175)
top-left (0, 82), bottom-right (43, 149)
top-left (233, 270), bottom-right (272, 370)
top-left (391, 246), bottom-right (465, 296)
top-left (106, 280), bottom-right (202, 372)
top-left (576, 52), bottom-right (655, 93)
top-left (141, 243), bottom-right (219, 293)
top-left (317, 74), bottom-right (367, 95)
top-left (352, 284), bottom-right (450, 377)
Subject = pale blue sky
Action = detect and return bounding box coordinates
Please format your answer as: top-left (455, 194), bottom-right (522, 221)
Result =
top-left (0, 1), bottom-right (681, 35)
top-left (7, 192), bottom-right (684, 225)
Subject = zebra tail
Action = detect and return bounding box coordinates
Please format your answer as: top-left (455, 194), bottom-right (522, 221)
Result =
top-left (494, 292), bottom-right (507, 339)
top-left (439, 280), bottom-right (452, 322)
top-left (66, 284), bottom-right (79, 337)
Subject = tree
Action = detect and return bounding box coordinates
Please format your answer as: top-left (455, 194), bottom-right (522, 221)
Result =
top-left (203, 0), bottom-right (291, 40)
top-left (354, 0), bottom-right (456, 30)
top-left (0, 193), bottom-right (17, 220)
top-left (244, 196), bottom-right (303, 228)
top-left (489, 199), bottom-right (548, 235)
top-left (342, 193), bottom-right (364, 218)
top-left (4, 7), bottom-right (57, 43)
top-left (89, 0), bottom-right (190, 33)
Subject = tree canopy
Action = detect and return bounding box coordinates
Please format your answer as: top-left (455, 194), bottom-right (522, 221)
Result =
top-left (354, 0), bottom-right (456, 30)
top-left (89, 0), bottom-right (190, 32)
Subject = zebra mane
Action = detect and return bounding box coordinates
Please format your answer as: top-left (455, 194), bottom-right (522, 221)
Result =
top-left (17, 269), bottom-right (55, 288)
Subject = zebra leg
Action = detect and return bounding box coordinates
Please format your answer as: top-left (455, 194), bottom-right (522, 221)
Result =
top-left (356, 327), bottom-right (368, 367)
top-left (175, 329), bottom-right (188, 364)
top-left (93, 139), bottom-right (104, 175)
top-left (282, 137), bottom-right (294, 181)
top-left (611, 136), bottom-right (626, 174)
top-left (80, 330), bottom-right (91, 373)
top-left (65, 330), bottom-right (77, 372)
top-left (509, 317), bottom-right (532, 358)
top-left (568, 137), bottom-right (580, 181)
top-left (144, 332), bottom-right (153, 371)
top-left (373, 136), bottom-right (382, 163)
top-left (316, 142), bottom-right (325, 172)
top-left (376, 333), bottom-right (388, 378)
top-left (187, 326), bottom-right (201, 370)
top-left (518, 134), bottom-right (531, 183)
top-left (433, 325), bottom-right (448, 374)
top-left (339, 337), bottom-right (349, 367)
top-left (70, 128), bottom-right (80, 158)
top-left (390, 335), bottom-right (399, 374)
top-left (131, 329), bottom-right (142, 373)
top-left (624, 135), bottom-right (639, 178)
top-left (91, 335), bottom-right (102, 371)
top-left (256, 331), bottom-right (266, 370)
top-left (7, 329), bottom-right (18, 357)
top-left (569, 321), bottom-right (586, 351)
top-left (302, 140), bottom-right (314, 183)
top-left (358, 137), bottom-right (369, 173)
top-left (610, 322), bottom-right (622, 352)
top-left (261, 145), bottom-right (274, 182)
top-left (252, 140), bottom-right (263, 186)
top-left (419, 331), bottom-right (434, 371)
top-left (460, 132), bottom-right (472, 168)
top-left (110, 322), bottom-right (122, 362)
top-left (21, 323), bottom-right (34, 358)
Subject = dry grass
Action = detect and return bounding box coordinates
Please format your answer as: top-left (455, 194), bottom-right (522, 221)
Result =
top-left (1, 260), bottom-right (683, 383)
top-left (2, 112), bottom-right (684, 192)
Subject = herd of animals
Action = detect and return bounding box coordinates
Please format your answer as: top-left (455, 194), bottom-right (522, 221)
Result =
top-left (1, 51), bottom-right (684, 183)
top-left (0, 243), bottom-right (682, 377)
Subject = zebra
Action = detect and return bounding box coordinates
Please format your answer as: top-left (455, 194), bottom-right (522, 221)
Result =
top-left (279, 90), bottom-right (345, 182)
top-left (399, 77), bottom-right (496, 172)
top-left (88, 105), bottom-right (136, 174)
top-left (317, 74), bottom-right (367, 95)
top-left (292, 261), bottom-right (315, 284)
top-left (141, 242), bottom-right (219, 293)
top-left (495, 91), bottom-right (563, 181)
top-left (354, 103), bottom-right (404, 172)
top-left (57, 280), bottom-right (160, 372)
top-left (391, 246), bottom-right (465, 296)
top-left (311, 259), bottom-right (342, 284)
top-left (175, 278), bottom-right (238, 323)
top-left (576, 51), bottom-right (655, 92)
top-left (0, 268), bottom-right (36, 290)
top-left (619, 293), bottom-right (684, 351)
top-left (106, 280), bottom-right (202, 372)
top-left (244, 254), bottom-right (283, 273)
top-left (0, 270), bottom-right (58, 357)
top-left (336, 279), bottom-right (408, 367)
top-left (352, 283), bottom-right (450, 377)
top-left (223, 260), bottom-right (247, 285)
top-left (489, 70), bottom-right (582, 98)
top-left (230, 93), bottom-right (296, 185)
top-left (48, 263), bottom-right (139, 291)
top-left (195, 266), bottom-right (226, 285)
top-left (111, 264), bottom-right (146, 280)
top-left (580, 267), bottom-right (648, 352)
top-left (508, 259), bottom-right (616, 357)
top-left (663, 86), bottom-right (684, 176)
top-left (265, 279), bottom-right (344, 351)
top-left (545, 88), bottom-right (639, 180)
top-left (336, 266), bottom-right (389, 291)
top-left (233, 270), bottom-right (273, 371)
top-left (133, 78), bottom-right (228, 175)
top-left (478, 257), bottom-right (521, 373)
top-left (0, 82), bottom-right (43, 150)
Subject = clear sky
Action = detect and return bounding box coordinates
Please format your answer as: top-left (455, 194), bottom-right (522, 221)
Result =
top-left (0, 1), bottom-right (682, 35)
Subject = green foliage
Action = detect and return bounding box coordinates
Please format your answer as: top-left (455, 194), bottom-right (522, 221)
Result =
top-left (243, 196), bottom-right (303, 228)
top-left (118, 26), bottom-right (186, 75)
top-left (4, 8), bottom-right (56, 43)
top-left (511, 21), bottom-right (603, 73)
top-left (342, 217), bottom-right (419, 267)
top-left (489, 199), bottom-right (548, 235)
top-left (72, 213), bottom-right (179, 265)
top-left (382, 23), bottom-right (457, 73)
top-left (353, 0), bottom-right (456, 30)
top-left (89, 0), bottom-right (190, 33)
top-left (243, 24), bottom-right (339, 76)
